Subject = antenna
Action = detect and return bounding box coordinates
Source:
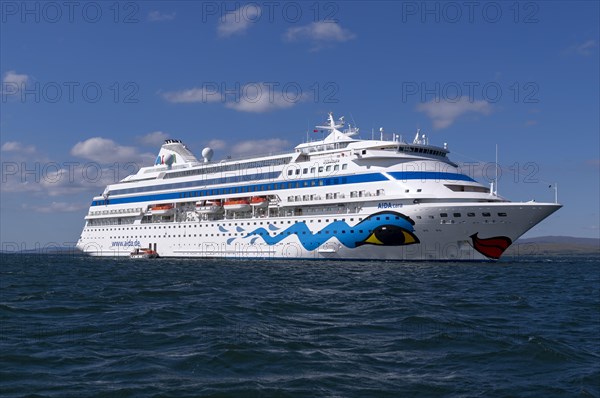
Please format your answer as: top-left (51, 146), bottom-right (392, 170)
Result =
top-left (413, 129), bottom-right (420, 144)
top-left (495, 144), bottom-right (499, 196)
top-left (350, 113), bottom-right (358, 131)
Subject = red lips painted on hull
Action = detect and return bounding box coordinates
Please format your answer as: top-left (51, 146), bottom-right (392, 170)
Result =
top-left (470, 233), bottom-right (513, 259)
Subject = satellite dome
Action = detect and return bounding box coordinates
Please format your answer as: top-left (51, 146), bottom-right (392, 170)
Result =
top-left (202, 147), bottom-right (214, 162)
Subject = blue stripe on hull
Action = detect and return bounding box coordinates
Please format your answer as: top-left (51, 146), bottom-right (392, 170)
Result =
top-left (93, 171), bottom-right (473, 206)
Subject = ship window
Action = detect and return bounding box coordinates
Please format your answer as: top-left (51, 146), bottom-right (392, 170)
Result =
top-left (416, 216), bottom-right (422, 219)
top-left (342, 164), bottom-right (347, 170)
top-left (310, 167), bottom-right (316, 173)
top-left (405, 189), bottom-right (409, 193)
top-left (295, 169), bottom-right (300, 175)
top-left (417, 189), bottom-right (422, 192)
top-left (326, 166), bottom-right (332, 172)
top-left (467, 212), bottom-right (475, 217)
top-left (498, 212), bottom-right (507, 217)
top-left (482, 212), bottom-right (491, 217)
top-left (287, 170), bottom-right (293, 176)
top-left (303, 168), bottom-right (308, 174)
top-left (440, 213), bottom-right (448, 217)
top-left (334, 165), bottom-right (339, 171)
top-left (453, 213), bottom-right (461, 217)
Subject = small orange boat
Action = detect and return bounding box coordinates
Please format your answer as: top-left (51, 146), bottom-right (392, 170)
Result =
top-left (250, 196), bottom-right (268, 207)
top-left (150, 204), bottom-right (174, 215)
top-left (223, 198), bottom-right (251, 212)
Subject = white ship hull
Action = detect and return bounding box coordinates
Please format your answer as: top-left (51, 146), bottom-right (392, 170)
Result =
top-left (76, 114), bottom-right (561, 261)
top-left (78, 202), bottom-right (559, 261)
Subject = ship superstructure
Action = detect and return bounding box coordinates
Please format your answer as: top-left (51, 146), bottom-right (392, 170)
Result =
top-left (76, 113), bottom-right (561, 260)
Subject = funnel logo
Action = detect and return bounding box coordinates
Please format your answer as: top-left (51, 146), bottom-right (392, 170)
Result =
top-left (155, 153), bottom-right (176, 166)
top-left (470, 233), bottom-right (512, 259)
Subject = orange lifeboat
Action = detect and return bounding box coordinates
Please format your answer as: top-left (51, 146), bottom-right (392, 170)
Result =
top-left (223, 198), bottom-right (251, 212)
top-left (250, 196), bottom-right (268, 207)
top-left (150, 204), bottom-right (174, 216)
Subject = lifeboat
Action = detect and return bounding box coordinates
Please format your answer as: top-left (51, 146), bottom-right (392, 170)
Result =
top-left (150, 204), bottom-right (174, 216)
top-left (130, 248), bottom-right (159, 259)
top-left (195, 200), bottom-right (223, 214)
top-left (250, 196), bottom-right (268, 207)
top-left (223, 198), bottom-right (251, 212)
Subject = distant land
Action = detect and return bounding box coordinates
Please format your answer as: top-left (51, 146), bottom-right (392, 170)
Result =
top-left (505, 236), bottom-right (600, 256)
top-left (1, 236), bottom-right (598, 257)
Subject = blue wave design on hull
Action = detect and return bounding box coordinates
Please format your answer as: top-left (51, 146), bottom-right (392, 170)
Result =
top-left (243, 211), bottom-right (418, 251)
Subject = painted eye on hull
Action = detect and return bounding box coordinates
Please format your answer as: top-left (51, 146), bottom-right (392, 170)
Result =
top-left (356, 225), bottom-right (420, 247)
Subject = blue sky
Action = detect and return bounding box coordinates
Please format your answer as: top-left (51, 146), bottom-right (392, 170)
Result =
top-left (1, 1), bottom-right (598, 248)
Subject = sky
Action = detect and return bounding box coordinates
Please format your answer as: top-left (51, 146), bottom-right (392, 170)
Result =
top-left (1, 1), bottom-right (598, 249)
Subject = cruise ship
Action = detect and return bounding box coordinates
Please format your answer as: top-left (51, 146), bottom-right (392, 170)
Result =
top-left (76, 113), bottom-right (561, 260)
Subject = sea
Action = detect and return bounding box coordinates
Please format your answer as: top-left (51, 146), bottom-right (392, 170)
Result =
top-left (1, 254), bottom-right (599, 397)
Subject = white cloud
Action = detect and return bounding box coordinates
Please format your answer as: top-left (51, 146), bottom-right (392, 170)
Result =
top-left (0, 139), bottom-right (150, 199)
top-left (206, 139), bottom-right (227, 150)
top-left (586, 159), bottom-right (600, 168)
top-left (147, 10), bottom-right (176, 22)
top-left (201, 138), bottom-right (289, 158)
top-left (225, 83), bottom-right (299, 113)
top-left (416, 97), bottom-right (493, 129)
top-left (1, 141), bottom-right (36, 154)
top-left (2, 70), bottom-right (29, 95)
top-left (27, 201), bottom-right (86, 213)
top-left (3, 70), bottom-right (29, 86)
top-left (162, 87), bottom-right (221, 103)
top-left (71, 137), bottom-right (152, 164)
top-left (284, 21), bottom-right (356, 50)
top-left (217, 4), bottom-right (261, 38)
top-left (231, 138), bottom-right (289, 156)
top-left (161, 83), bottom-right (302, 113)
top-left (138, 131), bottom-right (169, 146)
top-left (564, 39), bottom-right (597, 56)
top-left (575, 40), bottom-right (597, 56)
top-left (0, 161), bottom-right (123, 197)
